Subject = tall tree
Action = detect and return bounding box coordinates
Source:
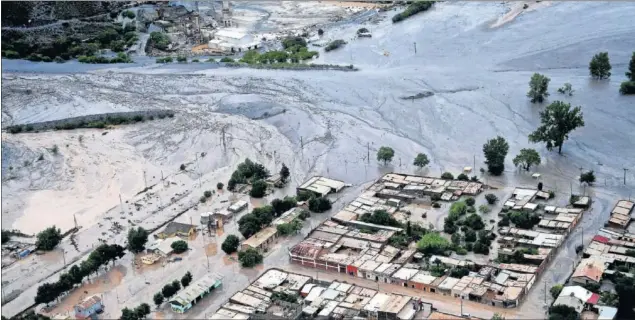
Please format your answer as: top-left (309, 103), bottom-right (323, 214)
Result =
top-left (279, 163), bottom-right (290, 183)
top-left (153, 293), bottom-right (164, 307)
top-left (221, 235), bottom-right (240, 254)
top-left (36, 226), bottom-right (62, 251)
top-left (181, 271), bottom-right (193, 287)
top-left (134, 303), bottom-right (151, 319)
top-left (589, 52), bottom-right (612, 79)
top-left (528, 101), bottom-right (585, 154)
top-left (413, 153), bottom-right (430, 168)
top-left (527, 73), bottom-right (550, 103)
top-left (376, 146), bottom-right (395, 165)
top-left (512, 148), bottom-right (541, 171)
top-left (482, 136), bottom-right (509, 176)
top-left (127, 227), bottom-right (149, 253)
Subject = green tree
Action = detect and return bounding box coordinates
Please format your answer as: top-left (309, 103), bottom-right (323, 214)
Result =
top-left (238, 214), bottom-right (262, 238)
top-left (464, 229), bottom-right (477, 242)
top-left (170, 240), bottom-right (188, 254)
top-left (1, 230), bottom-right (11, 244)
top-left (153, 292), bottom-right (164, 307)
top-left (491, 313), bottom-right (505, 320)
top-left (579, 171), bottom-right (596, 185)
top-left (441, 172), bottom-right (454, 180)
top-left (280, 163), bottom-right (290, 183)
top-left (527, 73), bottom-right (550, 103)
top-left (134, 303), bottom-right (151, 319)
top-left (359, 210), bottom-right (401, 227)
top-left (250, 180), bottom-right (267, 198)
top-left (221, 235), bottom-right (240, 254)
top-left (548, 304), bottom-right (580, 320)
top-left (36, 226), bottom-right (62, 251)
top-left (238, 248), bottom-right (263, 268)
top-left (550, 284), bottom-right (563, 299)
top-left (171, 280), bottom-right (181, 292)
top-left (483, 136), bottom-right (509, 175)
top-left (308, 197), bottom-right (331, 213)
top-left (277, 220), bottom-right (302, 235)
top-left (413, 153), bottom-right (430, 168)
top-left (484, 193), bottom-right (498, 204)
top-left (509, 211), bottom-right (540, 229)
top-left (416, 232), bottom-right (451, 255)
top-left (626, 52), bottom-right (635, 81)
top-left (271, 197), bottom-right (297, 216)
top-left (34, 282), bottom-right (59, 305)
top-left (120, 307), bottom-right (137, 320)
top-left (465, 214), bottom-right (485, 230)
top-left (127, 227), bottom-right (148, 253)
top-left (620, 81), bottom-right (635, 95)
top-left (181, 271), bottom-right (193, 287)
top-left (376, 146), bottom-right (395, 165)
top-left (529, 101), bottom-right (584, 154)
top-left (589, 52), bottom-right (611, 79)
top-left (513, 148), bottom-right (541, 171)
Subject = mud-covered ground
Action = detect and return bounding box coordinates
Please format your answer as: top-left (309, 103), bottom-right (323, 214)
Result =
top-left (2, 1), bottom-right (635, 318)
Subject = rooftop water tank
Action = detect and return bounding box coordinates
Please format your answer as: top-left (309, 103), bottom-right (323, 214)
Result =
top-left (200, 212), bottom-right (211, 224)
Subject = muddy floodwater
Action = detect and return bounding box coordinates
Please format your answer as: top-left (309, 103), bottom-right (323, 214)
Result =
top-left (2, 1), bottom-right (635, 319)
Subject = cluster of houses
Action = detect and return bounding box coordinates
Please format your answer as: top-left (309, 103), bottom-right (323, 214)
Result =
top-left (287, 173), bottom-right (596, 309)
top-left (551, 200), bottom-right (635, 320)
top-left (211, 268), bottom-right (467, 320)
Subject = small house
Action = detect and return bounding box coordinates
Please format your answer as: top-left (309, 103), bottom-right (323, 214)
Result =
top-left (169, 273), bottom-right (223, 313)
top-left (74, 295), bottom-right (103, 320)
top-left (157, 222), bottom-right (196, 239)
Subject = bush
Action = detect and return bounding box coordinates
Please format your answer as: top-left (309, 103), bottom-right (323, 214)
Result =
top-left (478, 205), bottom-right (490, 213)
top-left (298, 210), bottom-right (310, 220)
top-left (472, 241), bottom-right (489, 254)
top-left (250, 180), bottom-right (268, 198)
top-left (357, 27), bottom-right (369, 34)
top-left (122, 10), bottom-right (136, 19)
top-left (485, 194), bottom-right (498, 205)
top-left (5, 50), bottom-right (20, 59)
top-left (467, 206), bottom-right (476, 213)
top-left (180, 164), bottom-right (186, 171)
top-left (156, 56), bottom-right (174, 63)
top-left (217, 182), bottom-right (224, 190)
top-left (200, 196), bottom-right (207, 203)
top-left (171, 240), bottom-right (188, 253)
top-left (360, 210), bottom-right (401, 227)
top-left (221, 235), bottom-right (240, 254)
top-left (204, 190), bottom-right (212, 198)
top-left (238, 248), bottom-right (263, 267)
top-left (277, 219), bottom-right (302, 235)
top-left (509, 210), bottom-right (540, 229)
top-left (177, 55), bottom-right (187, 63)
top-left (296, 191), bottom-right (312, 202)
top-left (457, 173), bottom-right (469, 181)
top-left (325, 39), bottom-right (347, 52)
top-left (465, 197), bottom-right (475, 206)
top-left (620, 81), bottom-right (635, 94)
top-left (441, 172), bottom-right (454, 180)
top-left (192, 58), bottom-right (200, 62)
top-left (432, 202), bottom-right (441, 208)
top-left (220, 57), bottom-right (235, 63)
top-left (392, 1), bottom-right (434, 23)
top-left (455, 247), bottom-right (468, 255)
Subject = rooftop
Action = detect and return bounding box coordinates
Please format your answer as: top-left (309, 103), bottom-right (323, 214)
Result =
top-left (169, 273), bottom-right (222, 307)
top-left (572, 258), bottom-right (606, 282)
top-left (298, 176), bottom-right (347, 195)
top-left (161, 222), bottom-right (195, 235)
top-left (242, 226), bottom-right (277, 249)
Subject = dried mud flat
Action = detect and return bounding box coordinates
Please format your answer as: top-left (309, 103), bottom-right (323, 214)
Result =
top-left (2, 1), bottom-right (635, 319)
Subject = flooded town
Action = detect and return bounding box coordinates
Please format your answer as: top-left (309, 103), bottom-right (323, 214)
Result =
top-left (1, 1), bottom-right (635, 320)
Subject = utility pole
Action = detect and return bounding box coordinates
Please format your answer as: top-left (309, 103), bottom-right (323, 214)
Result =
top-left (570, 181), bottom-right (573, 196)
top-left (74, 214), bottom-right (78, 229)
top-left (62, 249), bottom-right (66, 267)
top-left (624, 168), bottom-right (629, 185)
top-left (460, 298), bottom-right (463, 315)
top-left (367, 142), bottom-right (370, 164)
top-left (544, 281), bottom-right (547, 305)
top-left (143, 170), bottom-right (147, 189)
top-left (413, 42), bottom-right (417, 54)
top-left (473, 155), bottom-right (476, 172)
top-left (399, 157), bottom-right (401, 167)
top-left (119, 193), bottom-right (124, 213)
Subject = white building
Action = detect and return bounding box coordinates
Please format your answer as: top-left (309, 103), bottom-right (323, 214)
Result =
top-left (208, 29), bottom-right (260, 52)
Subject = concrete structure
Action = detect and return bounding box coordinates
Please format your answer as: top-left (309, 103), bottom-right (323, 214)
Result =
top-left (157, 222), bottom-right (196, 239)
top-left (208, 29), bottom-right (260, 53)
top-left (241, 227), bottom-right (278, 252)
top-left (297, 176), bottom-right (347, 197)
top-left (73, 295), bottom-right (103, 320)
top-left (228, 200), bottom-right (248, 213)
top-left (148, 237), bottom-right (183, 256)
top-left (169, 273), bottom-right (223, 313)
top-left (571, 258), bottom-right (606, 285)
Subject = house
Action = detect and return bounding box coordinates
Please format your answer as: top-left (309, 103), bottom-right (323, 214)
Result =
top-left (297, 176), bottom-right (347, 197)
top-left (208, 29), bottom-right (260, 52)
top-left (169, 273), bottom-right (223, 313)
top-left (557, 286), bottom-right (600, 310)
top-left (148, 237), bottom-right (183, 257)
top-left (241, 227), bottom-right (278, 252)
top-left (73, 295), bottom-right (103, 320)
top-left (553, 295), bottom-right (584, 313)
top-left (228, 200), bottom-right (248, 213)
top-left (265, 174), bottom-right (284, 188)
top-left (596, 306), bottom-right (618, 320)
top-left (571, 258), bottom-right (606, 285)
top-left (157, 222), bottom-right (196, 239)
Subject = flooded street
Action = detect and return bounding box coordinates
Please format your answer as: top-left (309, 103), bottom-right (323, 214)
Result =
top-left (2, 1), bottom-right (635, 318)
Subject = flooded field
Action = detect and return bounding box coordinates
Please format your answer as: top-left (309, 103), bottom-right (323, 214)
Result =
top-left (2, 1), bottom-right (635, 319)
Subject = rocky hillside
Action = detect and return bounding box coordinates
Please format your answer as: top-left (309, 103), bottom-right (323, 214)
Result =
top-left (1, 1), bottom-right (128, 27)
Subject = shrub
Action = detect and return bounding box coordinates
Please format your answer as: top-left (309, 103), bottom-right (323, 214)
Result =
top-left (220, 57), bottom-right (235, 63)
top-left (441, 172), bottom-right (454, 180)
top-left (465, 197), bottom-right (475, 206)
top-left (324, 39), bottom-right (346, 52)
top-left (200, 196), bottom-right (207, 203)
top-left (221, 235), bottom-right (240, 254)
top-left (580, 171), bottom-right (596, 185)
top-left (457, 173), bottom-right (469, 181)
top-left (217, 182), bottom-right (224, 190)
top-left (509, 210), bottom-right (540, 229)
top-left (156, 56), bottom-right (174, 63)
top-left (192, 58), bottom-right (200, 62)
top-left (455, 247), bottom-right (468, 255)
top-left (357, 27), bottom-right (369, 34)
top-left (432, 202), bottom-right (441, 208)
top-left (472, 241), bottom-right (489, 254)
top-left (36, 226), bottom-right (63, 251)
top-left (149, 32), bottom-right (170, 50)
top-left (122, 10), bottom-right (136, 19)
top-left (478, 205), bottom-right (491, 214)
top-left (177, 55), bottom-right (187, 63)
top-left (277, 219), bottom-right (302, 235)
top-left (171, 240), bottom-right (188, 253)
top-left (180, 164), bottom-right (186, 171)
top-left (318, 29), bottom-right (324, 36)
top-left (204, 190), bottom-right (212, 198)
top-left (485, 194), bottom-right (498, 205)
top-left (359, 210), bottom-right (401, 227)
top-left (470, 175), bottom-right (479, 182)
top-left (298, 210), bottom-right (310, 220)
top-left (548, 190), bottom-right (556, 199)
top-left (392, 1), bottom-right (434, 23)
top-left (467, 206), bottom-right (476, 213)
